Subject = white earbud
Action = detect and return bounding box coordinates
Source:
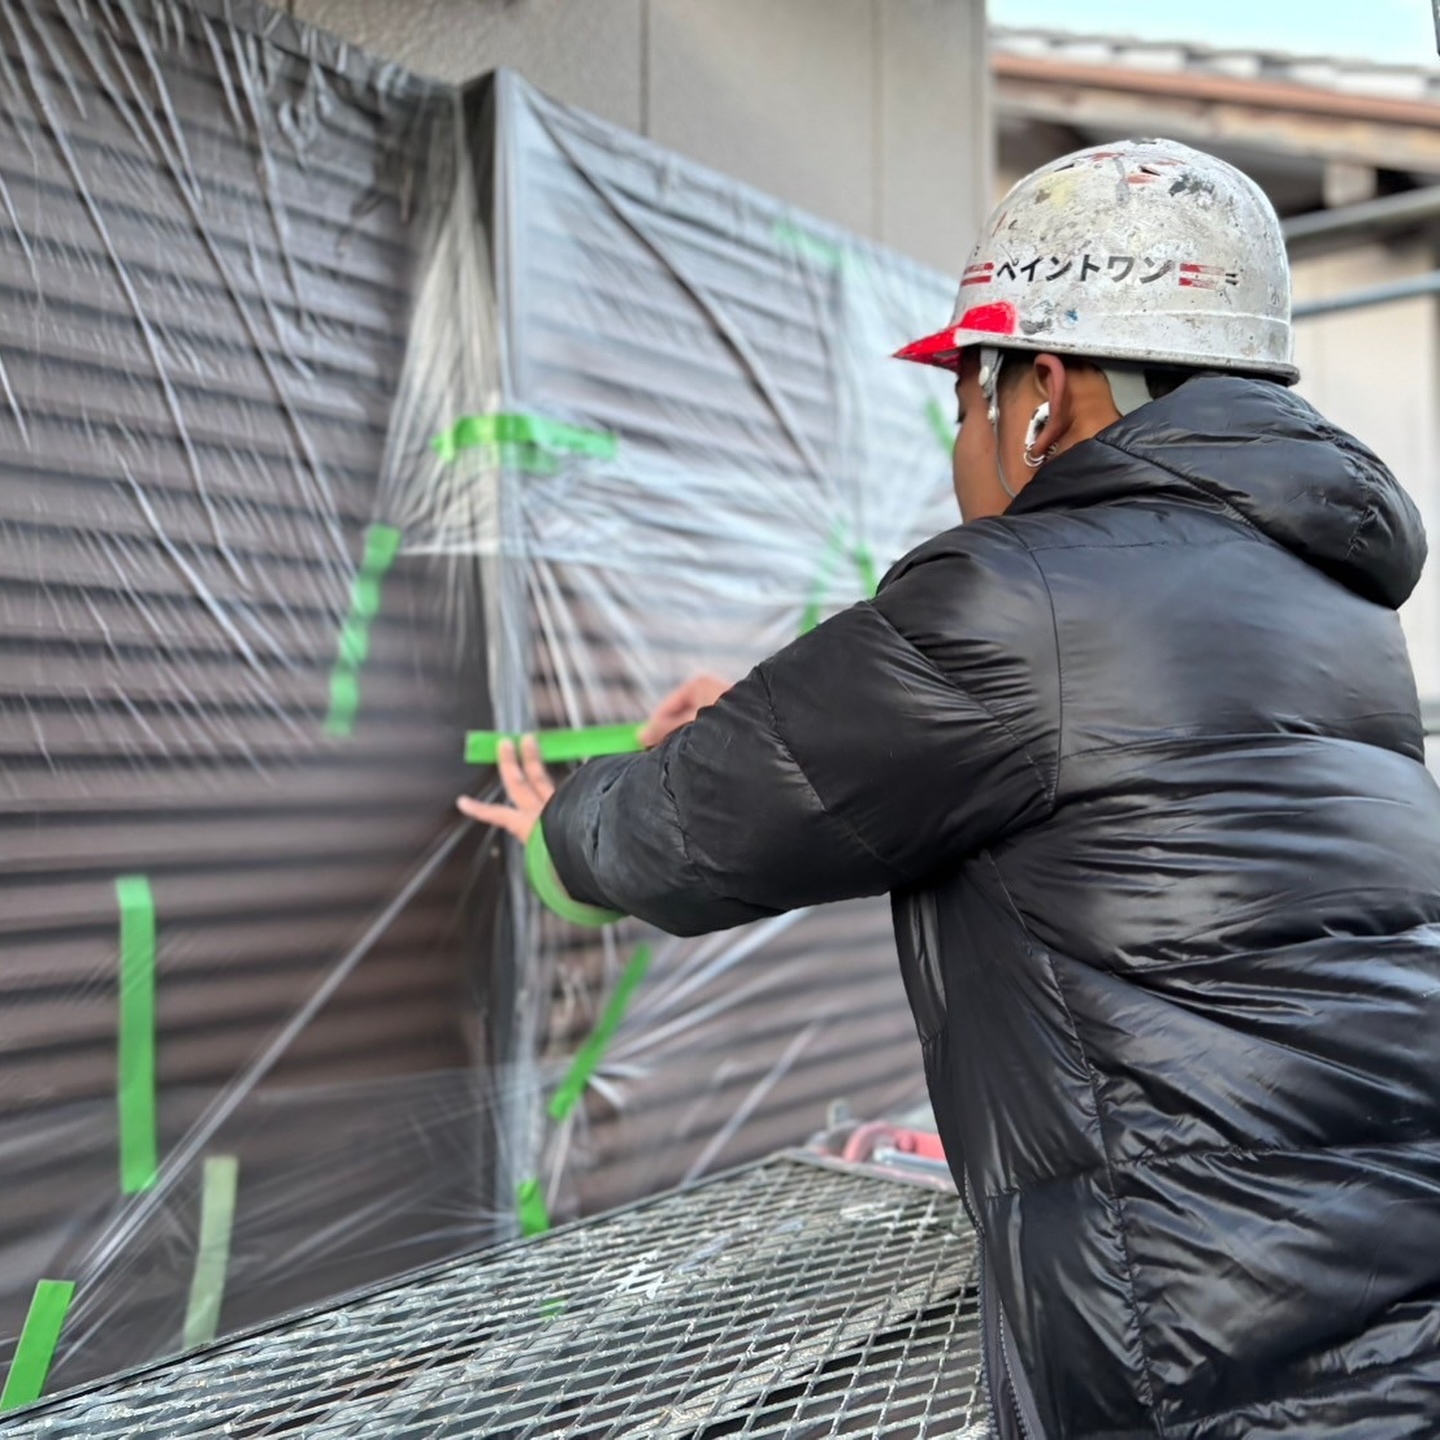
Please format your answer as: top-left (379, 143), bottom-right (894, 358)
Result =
top-left (1025, 402), bottom-right (1051, 455)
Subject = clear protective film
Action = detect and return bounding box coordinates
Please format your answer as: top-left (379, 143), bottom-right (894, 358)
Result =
top-left (0, 0), bottom-right (960, 1401)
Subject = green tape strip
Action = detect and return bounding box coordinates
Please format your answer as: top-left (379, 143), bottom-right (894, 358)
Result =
top-left (182, 1156), bottom-right (240, 1351)
top-left (525, 824), bottom-right (625, 929)
top-left (0, 1280), bottom-right (74, 1412)
top-left (799, 530), bottom-right (880, 636)
top-left (432, 413), bottom-right (618, 471)
top-left (925, 396), bottom-right (956, 454)
top-left (548, 943), bottom-right (654, 1122)
top-left (773, 218), bottom-right (846, 271)
top-left (324, 524), bottom-right (402, 739)
top-left (466, 723), bottom-right (645, 767)
top-left (854, 544), bottom-right (879, 600)
top-left (799, 528), bottom-right (846, 636)
top-left (116, 875), bottom-right (158, 1196)
top-left (516, 1178), bottom-right (550, 1238)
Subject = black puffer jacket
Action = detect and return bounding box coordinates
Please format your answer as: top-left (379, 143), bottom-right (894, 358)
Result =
top-left (542, 377), bottom-right (1440, 1438)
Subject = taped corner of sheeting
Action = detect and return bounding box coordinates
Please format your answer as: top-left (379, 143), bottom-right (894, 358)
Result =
top-left (773, 217), bottom-right (847, 271)
top-left (799, 528), bottom-right (881, 636)
top-left (925, 395), bottom-right (956, 454)
top-left (324, 524), bottom-right (404, 739)
top-left (182, 1156), bottom-right (241, 1352)
top-left (465, 723), bottom-right (645, 767)
top-left (0, 1280), bottom-right (75, 1412)
top-left (431, 412), bottom-right (617, 472)
top-left (115, 875), bottom-right (158, 1196)
top-left (547, 943), bottom-right (654, 1122)
top-left (516, 1178), bottom-right (550, 1238)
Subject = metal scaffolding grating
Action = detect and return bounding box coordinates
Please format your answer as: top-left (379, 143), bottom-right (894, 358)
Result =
top-left (0, 1157), bottom-right (991, 1437)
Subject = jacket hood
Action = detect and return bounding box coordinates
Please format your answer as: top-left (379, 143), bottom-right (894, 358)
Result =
top-left (1010, 376), bottom-right (1427, 609)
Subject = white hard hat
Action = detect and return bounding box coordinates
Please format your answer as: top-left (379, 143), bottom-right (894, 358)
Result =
top-left (897, 138), bottom-right (1297, 385)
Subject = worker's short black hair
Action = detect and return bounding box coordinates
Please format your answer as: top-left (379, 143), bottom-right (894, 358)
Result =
top-left (1141, 364), bottom-right (1200, 400)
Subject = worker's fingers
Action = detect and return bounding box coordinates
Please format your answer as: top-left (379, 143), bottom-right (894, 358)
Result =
top-left (689, 674), bottom-right (733, 710)
top-left (496, 738), bottom-right (541, 810)
top-left (639, 708), bottom-right (680, 748)
top-left (640, 683), bottom-right (700, 747)
top-left (519, 735), bottom-right (555, 803)
top-left (456, 796), bottom-right (535, 842)
top-left (640, 674), bottom-right (733, 747)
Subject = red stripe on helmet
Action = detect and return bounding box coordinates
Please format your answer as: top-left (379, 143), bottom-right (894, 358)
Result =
top-left (956, 300), bottom-right (1017, 336)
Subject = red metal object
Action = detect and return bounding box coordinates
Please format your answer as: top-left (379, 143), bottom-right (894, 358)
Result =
top-left (840, 1123), bottom-right (948, 1166)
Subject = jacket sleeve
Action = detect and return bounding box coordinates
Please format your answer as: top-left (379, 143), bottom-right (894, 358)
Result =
top-left (541, 529), bottom-right (1060, 937)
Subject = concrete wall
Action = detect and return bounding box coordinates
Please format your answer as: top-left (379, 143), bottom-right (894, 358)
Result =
top-left (287, 0), bottom-right (990, 275)
top-left (1292, 242), bottom-right (1440, 701)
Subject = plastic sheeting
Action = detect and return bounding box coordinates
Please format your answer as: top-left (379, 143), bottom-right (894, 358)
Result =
top-left (460, 72), bottom-right (962, 1222)
top-left (0, 0), bottom-right (963, 1403)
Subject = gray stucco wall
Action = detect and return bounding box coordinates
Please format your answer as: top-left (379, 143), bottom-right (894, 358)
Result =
top-left (287, 0), bottom-right (989, 276)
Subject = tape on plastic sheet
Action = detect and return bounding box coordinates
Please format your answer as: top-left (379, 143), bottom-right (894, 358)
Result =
top-left (925, 396), bottom-right (956, 454)
top-left (0, 1280), bottom-right (75, 1412)
top-left (182, 1155), bottom-right (240, 1350)
top-left (324, 524), bottom-right (402, 739)
top-left (431, 413), bottom-right (617, 472)
top-left (116, 875), bottom-right (158, 1196)
top-left (524, 825), bottom-right (626, 930)
top-left (548, 944), bottom-right (654, 1122)
top-left (773, 218), bottom-right (847, 271)
top-left (516, 1178), bottom-right (551, 1238)
top-left (799, 527), bottom-right (880, 636)
top-left (465, 723), bottom-right (645, 767)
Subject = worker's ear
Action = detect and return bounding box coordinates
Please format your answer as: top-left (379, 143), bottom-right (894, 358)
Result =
top-left (1025, 354), bottom-right (1070, 459)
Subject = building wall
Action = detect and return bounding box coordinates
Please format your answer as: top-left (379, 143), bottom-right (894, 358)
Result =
top-left (287, 0), bottom-right (990, 276)
top-left (1291, 242), bottom-right (1440, 701)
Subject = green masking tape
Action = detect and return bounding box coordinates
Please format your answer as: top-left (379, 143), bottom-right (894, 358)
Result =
top-left (548, 944), bottom-right (654, 1122)
top-left (525, 825), bottom-right (625, 929)
top-left (799, 529), bottom-right (880, 636)
top-left (0, 1280), bottom-right (74, 1412)
top-left (324, 524), bottom-right (402, 739)
top-left (432, 413), bottom-right (618, 471)
top-left (182, 1156), bottom-right (240, 1351)
top-left (773, 218), bottom-right (847, 271)
top-left (925, 396), bottom-right (956, 454)
top-left (854, 545), bottom-right (879, 601)
top-left (116, 875), bottom-right (158, 1196)
top-left (516, 1178), bottom-right (550, 1238)
top-left (465, 723), bottom-right (645, 767)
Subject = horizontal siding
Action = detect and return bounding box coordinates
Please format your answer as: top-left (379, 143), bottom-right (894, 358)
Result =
top-left (0, 0), bottom-right (489, 1388)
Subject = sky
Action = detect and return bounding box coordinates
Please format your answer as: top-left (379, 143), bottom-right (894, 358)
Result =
top-left (990, 0), bottom-right (1438, 68)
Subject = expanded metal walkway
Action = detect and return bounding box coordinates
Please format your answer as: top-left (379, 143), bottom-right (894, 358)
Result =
top-left (0, 1156), bottom-right (990, 1437)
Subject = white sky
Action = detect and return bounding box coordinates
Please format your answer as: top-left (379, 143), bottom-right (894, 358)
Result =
top-left (990, 0), bottom-right (1439, 68)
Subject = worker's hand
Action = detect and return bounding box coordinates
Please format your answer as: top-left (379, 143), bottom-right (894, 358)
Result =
top-left (639, 673), bottom-right (733, 747)
top-left (457, 736), bottom-right (553, 842)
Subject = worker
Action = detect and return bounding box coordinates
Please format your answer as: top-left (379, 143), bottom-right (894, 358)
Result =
top-left (460, 139), bottom-right (1440, 1438)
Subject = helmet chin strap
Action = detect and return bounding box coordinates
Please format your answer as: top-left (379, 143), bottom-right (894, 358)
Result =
top-left (978, 352), bottom-right (1153, 504)
top-left (977, 346), bottom-right (1018, 499)
top-left (1100, 363), bottom-right (1152, 418)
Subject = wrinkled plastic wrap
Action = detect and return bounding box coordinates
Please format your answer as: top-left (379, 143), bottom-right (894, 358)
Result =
top-left (0, 0), bottom-right (962, 1400)
top-left (459, 72), bottom-right (962, 1222)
